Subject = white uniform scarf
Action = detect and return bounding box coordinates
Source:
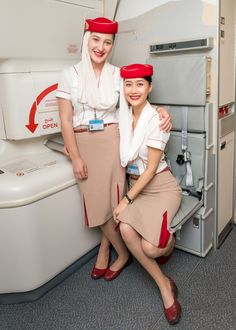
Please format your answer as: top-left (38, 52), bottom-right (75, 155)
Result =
top-left (77, 31), bottom-right (118, 111)
top-left (119, 79), bottom-right (156, 167)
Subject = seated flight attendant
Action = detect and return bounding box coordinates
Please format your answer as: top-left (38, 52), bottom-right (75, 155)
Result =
top-left (113, 64), bottom-right (182, 325)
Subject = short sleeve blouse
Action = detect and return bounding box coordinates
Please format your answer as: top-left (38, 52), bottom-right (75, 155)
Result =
top-left (56, 64), bottom-right (121, 127)
top-left (135, 111), bottom-right (170, 174)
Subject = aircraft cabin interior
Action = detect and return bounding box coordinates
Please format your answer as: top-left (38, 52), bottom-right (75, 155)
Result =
top-left (0, 0), bottom-right (235, 329)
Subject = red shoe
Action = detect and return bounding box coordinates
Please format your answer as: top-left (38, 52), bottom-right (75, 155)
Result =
top-left (164, 278), bottom-right (181, 325)
top-left (156, 235), bottom-right (176, 265)
top-left (91, 266), bottom-right (109, 280)
top-left (91, 256), bottom-right (111, 280)
top-left (104, 254), bottom-right (133, 281)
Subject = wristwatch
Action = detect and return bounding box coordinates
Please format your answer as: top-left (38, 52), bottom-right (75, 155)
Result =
top-left (125, 193), bottom-right (134, 204)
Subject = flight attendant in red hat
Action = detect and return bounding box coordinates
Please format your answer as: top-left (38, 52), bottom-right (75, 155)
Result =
top-left (56, 18), bottom-right (172, 281)
top-left (114, 64), bottom-right (182, 324)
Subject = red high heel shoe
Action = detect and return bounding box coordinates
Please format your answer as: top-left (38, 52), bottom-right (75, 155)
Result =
top-left (91, 256), bottom-right (111, 280)
top-left (104, 254), bottom-right (133, 281)
top-left (164, 278), bottom-right (181, 325)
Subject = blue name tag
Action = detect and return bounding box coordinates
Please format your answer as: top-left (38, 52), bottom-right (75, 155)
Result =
top-left (127, 164), bottom-right (140, 175)
top-left (89, 119), bottom-right (104, 131)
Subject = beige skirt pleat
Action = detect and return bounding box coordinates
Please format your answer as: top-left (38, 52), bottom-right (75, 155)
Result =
top-left (118, 171), bottom-right (182, 247)
top-left (75, 124), bottom-right (126, 227)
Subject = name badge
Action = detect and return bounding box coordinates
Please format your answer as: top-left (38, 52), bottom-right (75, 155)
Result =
top-left (89, 119), bottom-right (104, 131)
top-left (126, 164), bottom-right (140, 175)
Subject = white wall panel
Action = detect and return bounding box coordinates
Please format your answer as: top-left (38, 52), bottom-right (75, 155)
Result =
top-left (0, 0), bottom-right (103, 59)
top-left (116, 0), bottom-right (216, 21)
top-left (219, 0), bottom-right (235, 106)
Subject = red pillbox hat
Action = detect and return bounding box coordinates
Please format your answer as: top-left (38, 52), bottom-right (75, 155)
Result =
top-left (85, 17), bottom-right (118, 34)
top-left (120, 64), bottom-right (153, 79)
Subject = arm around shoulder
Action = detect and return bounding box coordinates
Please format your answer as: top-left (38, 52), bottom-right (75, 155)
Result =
top-left (155, 106), bottom-right (172, 132)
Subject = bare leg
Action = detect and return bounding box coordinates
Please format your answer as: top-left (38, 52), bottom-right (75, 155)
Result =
top-left (141, 235), bottom-right (176, 259)
top-left (101, 218), bottom-right (130, 271)
top-left (95, 232), bottom-right (110, 269)
top-left (119, 223), bottom-right (175, 308)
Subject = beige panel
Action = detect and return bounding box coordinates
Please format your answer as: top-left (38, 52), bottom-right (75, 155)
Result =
top-left (218, 131), bottom-right (234, 234)
top-left (148, 55), bottom-right (208, 106)
top-left (219, 0), bottom-right (235, 106)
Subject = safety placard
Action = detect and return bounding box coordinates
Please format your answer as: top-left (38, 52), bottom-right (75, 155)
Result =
top-left (1, 159), bottom-right (58, 176)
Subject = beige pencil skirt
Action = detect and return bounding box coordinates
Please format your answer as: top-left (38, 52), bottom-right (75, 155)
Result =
top-left (118, 170), bottom-right (182, 248)
top-left (75, 124), bottom-right (126, 228)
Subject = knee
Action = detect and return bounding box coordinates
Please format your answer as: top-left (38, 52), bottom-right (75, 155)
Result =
top-left (119, 223), bottom-right (133, 243)
top-left (141, 239), bottom-right (160, 258)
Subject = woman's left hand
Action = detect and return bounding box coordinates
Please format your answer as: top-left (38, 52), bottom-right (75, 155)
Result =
top-left (113, 198), bottom-right (129, 223)
top-left (158, 106), bottom-right (172, 132)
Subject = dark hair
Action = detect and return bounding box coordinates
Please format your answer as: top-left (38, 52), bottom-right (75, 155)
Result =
top-left (143, 76), bottom-right (152, 84)
top-left (124, 76), bottom-right (152, 84)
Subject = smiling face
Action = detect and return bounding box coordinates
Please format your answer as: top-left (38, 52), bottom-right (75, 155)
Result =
top-left (87, 32), bottom-right (114, 66)
top-left (124, 77), bottom-right (152, 109)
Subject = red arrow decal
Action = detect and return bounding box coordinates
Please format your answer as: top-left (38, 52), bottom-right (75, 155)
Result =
top-left (25, 83), bottom-right (58, 133)
top-left (36, 83), bottom-right (58, 105)
top-left (25, 101), bottom-right (38, 133)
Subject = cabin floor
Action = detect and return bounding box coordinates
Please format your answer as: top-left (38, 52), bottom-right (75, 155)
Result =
top-left (0, 226), bottom-right (236, 330)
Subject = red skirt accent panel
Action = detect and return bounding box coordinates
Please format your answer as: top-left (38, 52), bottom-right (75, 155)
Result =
top-left (158, 211), bottom-right (171, 248)
top-left (117, 183), bottom-right (120, 204)
top-left (83, 196), bottom-right (89, 226)
top-left (114, 183), bottom-right (121, 232)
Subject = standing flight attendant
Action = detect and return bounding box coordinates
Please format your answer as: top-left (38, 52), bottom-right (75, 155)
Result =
top-left (114, 64), bottom-right (182, 324)
top-left (56, 18), bottom-right (172, 281)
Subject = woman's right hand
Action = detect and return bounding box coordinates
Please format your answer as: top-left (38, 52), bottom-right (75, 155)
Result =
top-left (71, 157), bottom-right (88, 180)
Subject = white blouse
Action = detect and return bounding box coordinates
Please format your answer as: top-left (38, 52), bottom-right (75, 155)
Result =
top-left (130, 110), bottom-right (170, 175)
top-left (56, 63), bottom-right (121, 127)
